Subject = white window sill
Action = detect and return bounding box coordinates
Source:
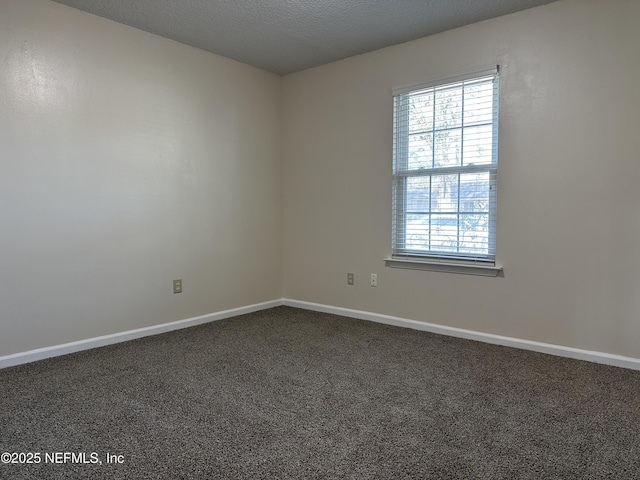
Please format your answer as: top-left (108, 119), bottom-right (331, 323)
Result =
top-left (383, 257), bottom-right (503, 277)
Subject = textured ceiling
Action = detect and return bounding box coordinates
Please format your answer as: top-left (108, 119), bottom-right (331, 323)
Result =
top-left (50, 0), bottom-right (558, 75)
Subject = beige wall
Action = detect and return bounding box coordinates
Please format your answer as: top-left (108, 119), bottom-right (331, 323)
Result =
top-left (282, 0), bottom-right (640, 358)
top-left (0, 0), bottom-right (282, 355)
top-left (3, 0), bottom-right (639, 361)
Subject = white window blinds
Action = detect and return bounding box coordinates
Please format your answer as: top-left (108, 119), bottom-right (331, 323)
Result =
top-left (392, 67), bottom-right (499, 263)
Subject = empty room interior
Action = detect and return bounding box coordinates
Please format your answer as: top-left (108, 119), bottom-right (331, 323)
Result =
top-left (1, 0), bottom-right (639, 478)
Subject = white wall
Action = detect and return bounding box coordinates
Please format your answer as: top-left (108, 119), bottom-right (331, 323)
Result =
top-left (0, 0), bottom-right (282, 355)
top-left (3, 0), bottom-right (639, 362)
top-left (282, 0), bottom-right (640, 358)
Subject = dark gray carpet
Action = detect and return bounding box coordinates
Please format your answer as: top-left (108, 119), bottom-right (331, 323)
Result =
top-left (1, 306), bottom-right (639, 479)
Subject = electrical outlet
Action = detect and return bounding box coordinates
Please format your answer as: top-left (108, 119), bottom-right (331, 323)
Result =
top-left (347, 273), bottom-right (354, 285)
top-left (370, 274), bottom-right (377, 287)
top-left (173, 279), bottom-right (182, 294)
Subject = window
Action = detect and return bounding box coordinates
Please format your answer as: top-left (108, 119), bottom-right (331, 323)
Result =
top-left (390, 67), bottom-right (500, 272)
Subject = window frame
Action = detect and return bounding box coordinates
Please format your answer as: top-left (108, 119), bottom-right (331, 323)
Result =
top-left (388, 67), bottom-right (502, 275)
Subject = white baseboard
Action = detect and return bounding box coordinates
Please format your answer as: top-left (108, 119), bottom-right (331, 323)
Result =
top-left (0, 299), bottom-right (283, 369)
top-left (282, 298), bottom-right (640, 371)
top-left (4, 298), bottom-right (639, 372)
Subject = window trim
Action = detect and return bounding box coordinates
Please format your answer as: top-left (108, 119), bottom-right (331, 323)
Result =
top-left (383, 256), bottom-right (502, 277)
top-left (390, 66), bottom-right (501, 272)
